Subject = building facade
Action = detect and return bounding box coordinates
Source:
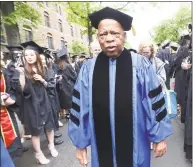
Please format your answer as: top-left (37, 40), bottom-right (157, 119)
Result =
top-left (1, 2), bottom-right (90, 54)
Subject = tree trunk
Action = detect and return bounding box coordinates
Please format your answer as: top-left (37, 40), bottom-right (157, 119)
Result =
top-left (1, 2), bottom-right (21, 45)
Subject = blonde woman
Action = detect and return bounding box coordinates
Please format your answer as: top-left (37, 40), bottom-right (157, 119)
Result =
top-left (139, 43), bottom-right (166, 84)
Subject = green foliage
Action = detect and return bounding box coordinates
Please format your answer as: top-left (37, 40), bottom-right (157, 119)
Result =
top-left (153, 6), bottom-right (191, 43)
top-left (124, 41), bottom-right (131, 49)
top-left (65, 2), bottom-right (101, 35)
top-left (70, 40), bottom-right (88, 55)
top-left (2, 2), bottom-right (41, 28)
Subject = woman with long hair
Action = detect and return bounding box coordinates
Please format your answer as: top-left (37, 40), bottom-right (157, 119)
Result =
top-left (15, 41), bottom-right (58, 164)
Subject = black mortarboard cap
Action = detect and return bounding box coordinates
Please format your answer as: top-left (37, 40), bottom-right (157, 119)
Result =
top-left (71, 55), bottom-right (78, 58)
top-left (41, 52), bottom-right (52, 59)
top-left (88, 7), bottom-right (133, 31)
top-left (161, 40), bottom-right (171, 48)
top-left (56, 47), bottom-right (68, 59)
top-left (80, 52), bottom-right (89, 58)
top-left (181, 34), bottom-right (191, 40)
top-left (157, 43), bottom-right (161, 47)
top-left (128, 48), bottom-right (137, 53)
top-left (20, 41), bottom-right (44, 54)
top-left (170, 42), bottom-right (179, 51)
top-left (6, 45), bottom-right (23, 52)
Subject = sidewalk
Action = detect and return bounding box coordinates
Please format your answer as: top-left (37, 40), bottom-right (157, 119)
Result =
top-left (14, 118), bottom-right (192, 167)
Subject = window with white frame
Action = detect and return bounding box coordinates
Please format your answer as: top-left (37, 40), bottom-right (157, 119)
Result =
top-left (44, 11), bottom-right (50, 27)
top-left (47, 33), bottom-right (54, 49)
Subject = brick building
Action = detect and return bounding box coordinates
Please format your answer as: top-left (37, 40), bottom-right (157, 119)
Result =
top-left (1, 2), bottom-right (90, 55)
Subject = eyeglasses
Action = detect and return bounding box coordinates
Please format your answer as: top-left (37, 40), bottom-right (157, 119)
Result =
top-left (98, 31), bottom-right (123, 40)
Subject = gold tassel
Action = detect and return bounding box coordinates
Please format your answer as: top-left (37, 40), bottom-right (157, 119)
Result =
top-left (131, 25), bottom-right (136, 36)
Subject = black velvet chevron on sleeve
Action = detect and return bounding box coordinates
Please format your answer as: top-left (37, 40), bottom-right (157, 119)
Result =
top-left (73, 89), bottom-right (80, 99)
top-left (70, 113), bottom-right (80, 126)
top-left (72, 102), bottom-right (80, 113)
top-left (152, 97), bottom-right (165, 111)
top-left (148, 84), bottom-right (162, 99)
top-left (156, 108), bottom-right (167, 122)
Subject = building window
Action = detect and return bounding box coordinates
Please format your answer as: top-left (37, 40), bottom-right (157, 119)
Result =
top-left (59, 6), bottom-right (62, 15)
top-left (61, 38), bottom-right (66, 48)
top-left (70, 25), bottom-right (74, 37)
top-left (58, 19), bottom-right (63, 32)
top-left (44, 12), bottom-right (50, 27)
top-left (23, 26), bottom-right (33, 42)
top-left (47, 33), bottom-right (54, 49)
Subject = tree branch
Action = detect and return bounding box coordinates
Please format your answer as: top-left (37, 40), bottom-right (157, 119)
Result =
top-left (67, 2), bottom-right (86, 19)
top-left (115, 2), bottom-right (130, 10)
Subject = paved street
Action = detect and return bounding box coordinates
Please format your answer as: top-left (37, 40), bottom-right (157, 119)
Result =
top-left (14, 118), bottom-right (192, 167)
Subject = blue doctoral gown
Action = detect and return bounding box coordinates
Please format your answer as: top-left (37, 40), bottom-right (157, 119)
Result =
top-left (68, 51), bottom-right (173, 167)
top-left (0, 138), bottom-right (15, 167)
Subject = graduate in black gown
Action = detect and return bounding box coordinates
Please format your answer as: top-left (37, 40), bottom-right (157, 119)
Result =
top-left (6, 46), bottom-right (32, 141)
top-left (173, 34), bottom-right (191, 123)
top-left (53, 48), bottom-right (77, 119)
top-left (71, 55), bottom-right (81, 76)
top-left (183, 27), bottom-right (192, 159)
top-left (168, 42), bottom-right (180, 78)
top-left (0, 51), bottom-right (24, 161)
top-left (40, 52), bottom-right (64, 145)
top-left (184, 65), bottom-right (192, 159)
top-left (15, 41), bottom-right (58, 165)
top-left (156, 40), bottom-right (174, 88)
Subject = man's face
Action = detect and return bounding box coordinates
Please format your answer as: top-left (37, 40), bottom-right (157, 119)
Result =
top-left (97, 19), bottom-right (126, 58)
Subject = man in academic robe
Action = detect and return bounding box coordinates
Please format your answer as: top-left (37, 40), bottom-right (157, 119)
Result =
top-left (68, 7), bottom-right (173, 167)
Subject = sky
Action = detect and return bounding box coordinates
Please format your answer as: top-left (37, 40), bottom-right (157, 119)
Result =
top-left (101, 2), bottom-right (191, 49)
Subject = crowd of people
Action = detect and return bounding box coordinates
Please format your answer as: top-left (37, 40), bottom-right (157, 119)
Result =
top-left (138, 26), bottom-right (192, 159)
top-left (0, 6), bottom-right (192, 167)
top-left (0, 42), bottom-right (91, 165)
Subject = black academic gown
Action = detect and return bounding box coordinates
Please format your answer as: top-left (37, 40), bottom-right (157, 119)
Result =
top-left (184, 68), bottom-right (192, 159)
top-left (156, 48), bottom-right (173, 88)
top-left (1, 68), bottom-right (23, 161)
top-left (6, 61), bottom-right (24, 122)
top-left (74, 62), bottom-right (81, 76)
top-left (55, 62), bottom-right (77, 110)
top-left (20, 73), bottom-right (55, 136)
top-left (44, 67), bottom-right (60, 130)
top-left (173, 47), bottom-right (191, 123)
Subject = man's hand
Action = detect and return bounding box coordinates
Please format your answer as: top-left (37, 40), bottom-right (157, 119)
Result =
top-left (181, 62), bottom-right (192, 70)
top-left (153, 140), bottom-right (167, 158)
top-left (76, 148), bottom-right (88, 167)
